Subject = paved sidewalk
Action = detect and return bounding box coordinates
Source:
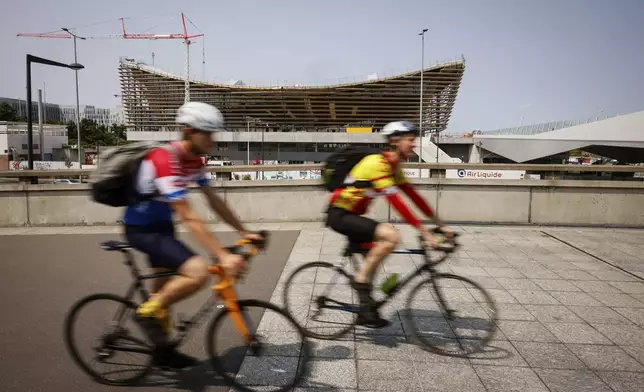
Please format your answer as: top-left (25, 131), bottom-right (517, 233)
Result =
top-left (2, 222), bottom-right (644, 391)
top-left (240, 224), bottom-right (644, 392)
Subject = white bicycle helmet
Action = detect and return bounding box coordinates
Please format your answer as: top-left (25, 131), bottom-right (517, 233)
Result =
top-left (175, 101), bottom-right (225, 132)
top-left (381, 120), bottom-right (419, 138)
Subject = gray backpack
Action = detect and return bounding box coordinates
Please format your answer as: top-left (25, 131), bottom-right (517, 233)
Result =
top-left (90, 141), bottom-right (171, 207)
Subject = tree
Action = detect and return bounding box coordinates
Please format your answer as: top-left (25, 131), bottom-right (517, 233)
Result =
top-left (66, 120), bottom-right (128, 147)
top-left (0, 103), bottom-right (17, 121)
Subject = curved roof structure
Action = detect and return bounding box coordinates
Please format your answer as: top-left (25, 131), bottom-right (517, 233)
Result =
top-left (118, 57), bottom-right (465, 132)
top-left (473, 110), bottom-right (644, 163)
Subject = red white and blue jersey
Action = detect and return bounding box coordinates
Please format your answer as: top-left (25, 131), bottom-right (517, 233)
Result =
top-left (123, 141), bottom-right (209, 225)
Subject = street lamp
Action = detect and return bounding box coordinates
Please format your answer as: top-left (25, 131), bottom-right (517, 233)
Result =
top-left (418, 28), bottom-right (428, 163)
top-left (26, 55), bottom-right (84, 178)
top-left (62, 27), bottom-right (86, 170)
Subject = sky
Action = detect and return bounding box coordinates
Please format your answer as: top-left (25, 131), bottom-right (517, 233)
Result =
top-left (1, 0), bottom-right (643, 133)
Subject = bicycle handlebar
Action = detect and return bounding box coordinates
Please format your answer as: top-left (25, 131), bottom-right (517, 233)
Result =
top-left (213, 230), bottom-right (270, 281)
top-left (417, 226), bottom-right (461, 253)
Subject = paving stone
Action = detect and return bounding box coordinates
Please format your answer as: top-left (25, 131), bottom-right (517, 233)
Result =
top-left (524, 305), bottom-right (583, 323)
top-left (549, 291), bottom-right (604, 307)
top-left (597, 371), bottom-right (644, 392)
top-left (543, 322), bottom-right (613, 344)
top-left (535, 369), bottom-right (614, 392)
top-left (589, 292), bottom-right (644, 308)
top-left (553, 269), bottom-right (599, 281)
top-left (566, 344), bottom-right (644, 372)
top-left (473, 365), bottom-right (549, 392)
top-left (492, 303), bottom-right (537, 321)
top-left (613, 307), bottom-right (644, 327)
top-left (532, 279), bottom-right (581, 292)
top-left (591, 324), bottom-right (644, 346)
top-left (569, 306), bottom-right (635, 325)
top-left (495, 278), bottom-right (542, 291)
top-left (467, 340), bottom-right (529, 367)
top-left (357, 360), bottom-right (422, 391)
top-left (620, 345), bottom-right (644, 366)
top-left (590, 270), bottom-right (639, 282)
top-left (513, 341), bottom-right (587, 370)
top-left (516, 266), bottom-right (561, 280)
top-left (309, 336), bottom-right (355, 359)
top-left (572, 280), bottom-right (625, 293)
top-left (235, 356), bottom-right (301, 388)
top-left (470, 288), bottom-right (518, 304)
top-left (414, 362), bottom-right (486, 392)
top-left (498, 320), bottom-right (560, 342)
top-left (297, 358), bottom-right (357, 389)
top-left (609, 281), bottom-right (644, 294)
top-left (507, 290), bottom-right (561, 305)
top-left (355, 334), bottom-right (468, 364)
top-left (484, 267), bottom-right (525, 278)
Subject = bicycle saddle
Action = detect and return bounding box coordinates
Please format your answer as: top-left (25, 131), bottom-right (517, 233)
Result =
top-left (101, 240), bottom-right (132, 251)
top-left (344, 241), bottom-right (374, 255)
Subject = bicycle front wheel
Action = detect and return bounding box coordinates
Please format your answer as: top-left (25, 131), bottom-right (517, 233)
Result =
top-left (63, 293), bottom-right (154, 385)
top-left (405, 274), bottom-right (498, 357)
top-left (206, 299), bottom-right (310, 392)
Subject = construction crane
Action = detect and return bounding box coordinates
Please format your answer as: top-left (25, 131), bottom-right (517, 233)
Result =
top-left (17, 12), bottom-right (204, 103)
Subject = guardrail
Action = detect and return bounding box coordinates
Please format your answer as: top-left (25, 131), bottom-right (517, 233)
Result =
top-left (1, 163), bottom-right (643, 179)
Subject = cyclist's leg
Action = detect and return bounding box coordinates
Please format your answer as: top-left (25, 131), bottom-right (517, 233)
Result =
top-left (126, 221), bottom-right (208, 313)
top-left (326, 207), bottom-right (399, 327)
top-left (125, 221), bottom-right (207, 368)
top-left (355, 223), bottom-right (399, 283)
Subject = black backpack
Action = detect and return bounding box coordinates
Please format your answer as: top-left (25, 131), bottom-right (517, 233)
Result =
top-left (89, 141), bottom-right (172, 207)
top-left (321, 146), bottom-right (381, 192)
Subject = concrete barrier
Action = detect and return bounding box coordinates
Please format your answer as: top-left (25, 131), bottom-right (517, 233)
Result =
top-left (1, 179), bottom-right (644, 227)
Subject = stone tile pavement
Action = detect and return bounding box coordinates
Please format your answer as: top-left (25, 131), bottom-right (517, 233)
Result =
top-left (247, 223), bottom-right (644, 392)
top-left (3, 222), bottom-right (644, 391)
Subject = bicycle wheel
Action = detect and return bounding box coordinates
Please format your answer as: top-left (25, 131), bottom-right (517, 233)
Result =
top-left (405, 274), bottom-right (498, 357)
top-left (282, 261), bottom-right (359, 340)
top-left (206, 299), bottom-right (310, 392)
top-left (63, 293), bottom-right (154, 385)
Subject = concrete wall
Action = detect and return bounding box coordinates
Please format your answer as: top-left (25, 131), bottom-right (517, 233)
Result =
top-left (1, 179), bottom-right (643, 227)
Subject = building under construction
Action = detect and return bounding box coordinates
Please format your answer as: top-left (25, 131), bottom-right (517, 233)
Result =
top-left (118, 56), bottom-right (466, 163)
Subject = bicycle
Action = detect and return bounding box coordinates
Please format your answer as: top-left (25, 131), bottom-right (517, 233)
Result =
top-left (63, 230), bottom-right (310, 392)
top-left (282, 227), bottom-right (498, 357)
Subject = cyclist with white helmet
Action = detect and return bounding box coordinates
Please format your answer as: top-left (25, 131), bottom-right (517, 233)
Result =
top-left (325, 120), bottom-right (453, 328)
top-left (123, 101), bottom-right (261, 369)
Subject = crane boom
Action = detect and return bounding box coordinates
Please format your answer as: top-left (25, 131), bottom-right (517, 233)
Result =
top-left (16, 12), bottom-right (204, 103)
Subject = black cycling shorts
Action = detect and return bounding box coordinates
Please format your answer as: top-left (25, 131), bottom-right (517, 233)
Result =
top-left (124, 221), bottom-right (196, 270)
top-left (326, 206), bottom-right (379, 244)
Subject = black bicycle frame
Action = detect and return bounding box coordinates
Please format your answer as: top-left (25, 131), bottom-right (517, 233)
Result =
top-left (115, 248), bottom-right (222, 344)
top-left (322, 244), bottom-right (449, 312)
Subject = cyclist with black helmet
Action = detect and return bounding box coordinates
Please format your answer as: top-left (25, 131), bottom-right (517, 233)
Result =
top-left (325, 120), bottom-right (453, 328)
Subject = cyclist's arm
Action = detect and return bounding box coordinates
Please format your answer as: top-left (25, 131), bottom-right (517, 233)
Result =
top-left (200, 185), bottom-right (249, 236)
top-left (398, 182), bottom-right (445, 227)
top-left (171, 198), bottom-right (229, 259)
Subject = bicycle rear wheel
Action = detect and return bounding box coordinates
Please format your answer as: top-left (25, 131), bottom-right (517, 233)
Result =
top-left (63, 293), bottom-right (154, 385)
top-left (405, 274), bottom-right (498, 357)
top-left (206, 299), bottom-right (310, 392)
top-left (282, 261), bottom-right (359, 339)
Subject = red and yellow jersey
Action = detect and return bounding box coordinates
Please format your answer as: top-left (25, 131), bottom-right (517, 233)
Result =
top-left (329, 153), bottom-right (408, 215)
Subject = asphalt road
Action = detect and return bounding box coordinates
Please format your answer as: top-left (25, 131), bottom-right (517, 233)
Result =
top-left (0, 230), bottom-right (299, 392)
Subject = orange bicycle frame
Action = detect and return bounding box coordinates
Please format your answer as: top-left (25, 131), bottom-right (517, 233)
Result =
top-left (207, 238), bottom-right (260, 343)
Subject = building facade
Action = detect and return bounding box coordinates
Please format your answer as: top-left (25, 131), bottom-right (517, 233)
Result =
top-left (118, 56), bottom-right (466, 163)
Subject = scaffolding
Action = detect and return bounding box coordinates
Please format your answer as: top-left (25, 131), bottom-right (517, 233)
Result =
top-left (118, 58), bottom-right (466, 133)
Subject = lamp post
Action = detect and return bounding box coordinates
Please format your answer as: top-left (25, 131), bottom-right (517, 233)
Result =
top-left (26, 55), bottom-right (84, 178)
top-left (61, 28), bottom-right (86, 170)
top-left (418, 28), bottom-right (428, 162)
